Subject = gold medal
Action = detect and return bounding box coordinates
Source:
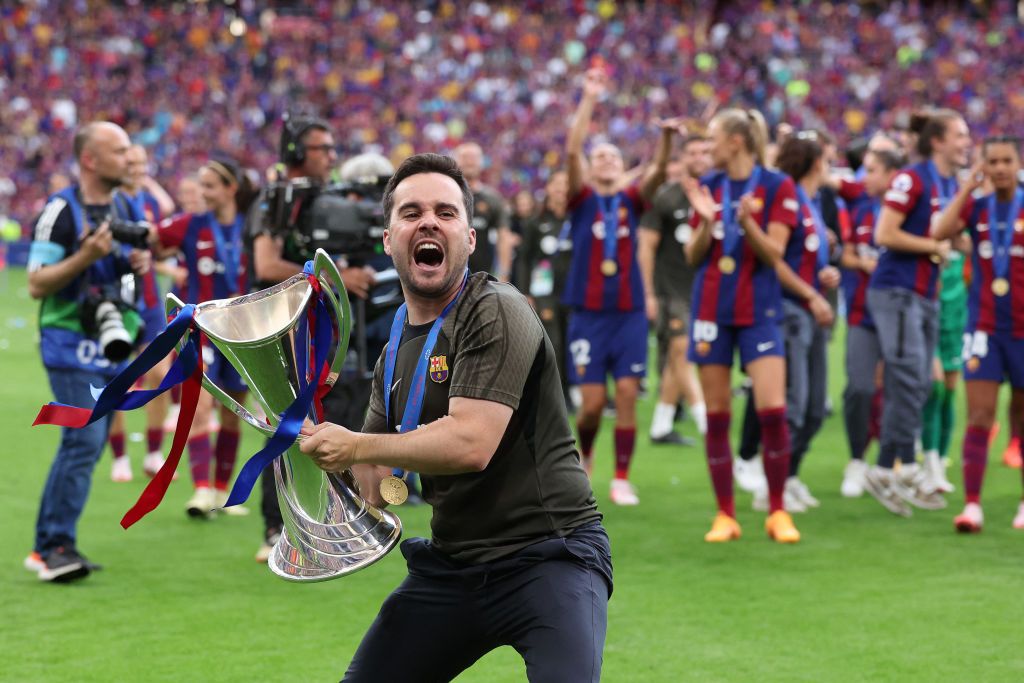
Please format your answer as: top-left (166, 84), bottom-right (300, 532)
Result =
top-left (718, 256), bottom-right (736, 275)
top-left (992, 278), bottom-right (1010, 297)
top-left (600, 259), bottom-right (618, 276)
top-left (379, 475), bottom-right (409, 506)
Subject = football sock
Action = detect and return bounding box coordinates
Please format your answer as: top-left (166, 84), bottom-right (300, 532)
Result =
top-left (691, 401), bottom-right (708, 435)
top-left (614, 427), bottom-right (636, 479)
top-left (962, 425), bottom-right (989, 505)
top-left (577, 424), bottom-right (598, 460)
top-left (188, 434), bottom-right (212, 488)
top-left (705, 412), bottom-right (734, 518)
top-left (214, 429), bottom-right (241, 491)
top-left (921, 381), bottom-right (944, 454)
top-left (939, 386), bottom-right (955, 458)
top-left (146, 427), bottom-right (164, 456)
top-left (109, 432), bottom-right (126, 460)
top-left (759, 407), bottom-right (790, 514)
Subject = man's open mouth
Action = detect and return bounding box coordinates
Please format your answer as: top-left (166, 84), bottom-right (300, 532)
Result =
top-left (413, 240), bottom-right (445, 268)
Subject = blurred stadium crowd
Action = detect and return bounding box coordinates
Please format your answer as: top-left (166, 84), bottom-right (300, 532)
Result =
top-left (2, 0), bottom-right (1024, 233)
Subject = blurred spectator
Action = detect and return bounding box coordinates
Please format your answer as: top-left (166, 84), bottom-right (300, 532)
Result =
top-left (1, 1), bottom-right (1022, 230)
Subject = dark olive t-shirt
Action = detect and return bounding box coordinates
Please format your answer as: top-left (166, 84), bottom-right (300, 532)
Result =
top-left (639, 182), bottom-right (696, 300)
top-left (468, 185), bottom-right (509, 276)
top-left (363, 273), bottom-right (600, 564)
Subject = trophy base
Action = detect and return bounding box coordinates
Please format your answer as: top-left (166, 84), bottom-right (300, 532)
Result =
top-left (267, 511), bottom-right (403, 582)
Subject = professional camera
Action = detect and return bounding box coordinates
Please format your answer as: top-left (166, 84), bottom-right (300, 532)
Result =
top-left (80, 290), bottom-right (136, 362)
top-left (264, 177), bottom-right (389, 262)
top-left (108, 217), bottom-right (153, 249)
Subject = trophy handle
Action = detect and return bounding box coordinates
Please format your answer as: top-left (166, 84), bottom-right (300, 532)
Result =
top-left (311, 249), bottom-right (351, 379)
top-left (165, 292), bottom-right (278, 439)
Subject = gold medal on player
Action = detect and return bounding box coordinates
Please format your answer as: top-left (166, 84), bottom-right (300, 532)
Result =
top-left (718, 255), bottom-right (736, 275)
top-left (992, 278), bottom-right (1010, 297)
top-left (601, 259), bottom-right (618, 276)
top-left (379, 475), bottom-right (409, 505)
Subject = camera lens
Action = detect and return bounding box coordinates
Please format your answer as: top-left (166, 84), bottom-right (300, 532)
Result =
top-left (95, 301), bottom-right (134, 362)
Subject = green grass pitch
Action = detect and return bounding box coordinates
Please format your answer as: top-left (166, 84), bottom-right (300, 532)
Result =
top-left (2, 266), bottom-right (1023, 682)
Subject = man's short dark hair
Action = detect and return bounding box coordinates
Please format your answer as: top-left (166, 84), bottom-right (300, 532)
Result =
top-left (382, 153), bottom-right (474, 228)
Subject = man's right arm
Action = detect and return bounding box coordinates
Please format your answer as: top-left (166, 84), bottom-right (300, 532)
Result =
top-left (253, 233), bottom-right (303, 284)
top-left (27, 200), bottom-right (111, 300)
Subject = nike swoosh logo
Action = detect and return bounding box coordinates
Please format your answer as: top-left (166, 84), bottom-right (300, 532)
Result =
top-left (391, 378), bottom-right (402, 395)
top-left (196, 240), bottom-right (215, 248)
top-left (756, 342), bottom-right (774, 352)
top-left (630, 363), bottom-right (645, 373)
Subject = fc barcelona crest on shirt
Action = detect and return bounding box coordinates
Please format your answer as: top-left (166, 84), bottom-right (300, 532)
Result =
top-left (429, 355), bottom-right (449, 383)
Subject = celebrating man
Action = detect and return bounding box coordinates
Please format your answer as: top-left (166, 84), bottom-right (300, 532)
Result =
top-left (300, 153), bottom-right (611, 682)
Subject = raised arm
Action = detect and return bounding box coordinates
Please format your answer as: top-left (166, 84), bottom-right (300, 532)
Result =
top-left (566, 68), bottom-right (607, 199)
top-left (640, 118), bottom-right (685, 201)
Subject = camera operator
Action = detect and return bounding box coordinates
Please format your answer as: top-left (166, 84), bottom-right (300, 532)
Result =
top-left (26, 122), bottom-right (152, 583)
top-left (249, 117), bottom-right (379, 561)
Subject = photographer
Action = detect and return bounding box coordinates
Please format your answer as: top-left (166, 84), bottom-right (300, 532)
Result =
top-left (26, 122), bottom-right (152, 583)
top-left (249, 117), bottom-right (381, 561)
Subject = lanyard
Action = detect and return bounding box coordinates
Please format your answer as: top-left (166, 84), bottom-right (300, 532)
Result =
top-left (209, 213), bottom-right (242, 293)
top-left (987, 189), bottom-right (1023, 280)
top-left (796, 186), bottom-right (830, 270)
top-left (720, 166), bottom-right (762, 255)
top-left (926, 160), bottom-right (955, 210)
top-left (597, 193), bottom-right (622, 270)
top-left (383, 270), bottom-right (469, 437)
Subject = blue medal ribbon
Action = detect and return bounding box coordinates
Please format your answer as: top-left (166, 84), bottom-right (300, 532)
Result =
top-left (720, 166), bottom-right (762, 256)
top-left (926, 160), bottom-right (955, 210)
top-left (987, 188), bottom-right (1023, 283)
top-left (597, 193), bottom-right (622, 275)
top-left (209, 214), bottom-right (243, 294)
top-left (383, 270), bottom-right (469, 479)
top-left (796, 186), bottom-right (830, 271)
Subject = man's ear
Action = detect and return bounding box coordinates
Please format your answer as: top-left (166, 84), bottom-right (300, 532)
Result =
top-left (383, 228), bottom-right (392, 256)
top-left (467, 227), bottom-right (476, 255)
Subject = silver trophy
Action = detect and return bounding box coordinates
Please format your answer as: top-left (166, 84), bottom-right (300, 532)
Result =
top-left (166, 249), bottom-right (401, 582)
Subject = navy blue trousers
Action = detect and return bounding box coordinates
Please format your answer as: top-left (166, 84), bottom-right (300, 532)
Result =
top-left (342, 522), bottom-right (613, 683)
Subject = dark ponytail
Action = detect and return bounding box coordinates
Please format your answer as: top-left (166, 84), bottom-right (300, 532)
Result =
top-left (775, 133), bottom-right (824, 182)
top-left (909, 109), bottom-right (962, 158)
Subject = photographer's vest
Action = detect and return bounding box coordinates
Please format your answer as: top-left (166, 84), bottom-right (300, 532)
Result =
top-left (38, 185), bottom-right (142, 376)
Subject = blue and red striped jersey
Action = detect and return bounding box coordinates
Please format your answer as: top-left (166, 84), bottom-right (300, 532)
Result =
top-left (871, 161), bottom-right (957, 299)
top-left (157, 212), bottom-right (248, 304)
top-left (843, 201), bottom-right (881, 329)
top-left (688, 168), bottom-right (799, 327)
top-left (960, 193), bottom-right (1024, 337)
top-left (131, 190), bottom-right (162, 310)
top-left (562, 184), bottom-right (648, 312)
top-left (781, 194), bottom-right (830, 308)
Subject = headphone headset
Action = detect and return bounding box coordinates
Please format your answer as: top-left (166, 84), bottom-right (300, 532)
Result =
top-left (279, 113), bottom-right (331, 167)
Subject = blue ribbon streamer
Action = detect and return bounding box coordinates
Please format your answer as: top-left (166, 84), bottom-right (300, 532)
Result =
top-left (39, 304), bottom-right (198, 423)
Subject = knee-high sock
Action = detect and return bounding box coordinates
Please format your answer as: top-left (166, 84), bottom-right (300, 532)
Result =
top-left (577, 424), bottom-right (598, 460)
top-left (146, 428), bottom-right (164, 456)
top-left (705, 412), bottom-right (734, 517)
top-left (759, 408), bottom-right (790, 514)
top-left (939, 387), bottom-right (955, 458)
top-left (614, 427), bottom-right (636, 480)
top-left (214, 429), bottom-right (241, 491)
top-left (188, 434), bottom-right (212, 488)
top-left (109, 432), bottom-right (126, 460)
top-left (921, 381), bottom-right (944, 453)
top-left (962, 425), bottom-right (989, 504)
top-left (868, 388), bottom-right (883, 444)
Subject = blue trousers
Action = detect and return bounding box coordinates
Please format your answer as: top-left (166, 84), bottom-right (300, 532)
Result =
top-left (34, 367), bottom-right (112, 556)
top-left (343, 522), bottom-right (613, 683)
